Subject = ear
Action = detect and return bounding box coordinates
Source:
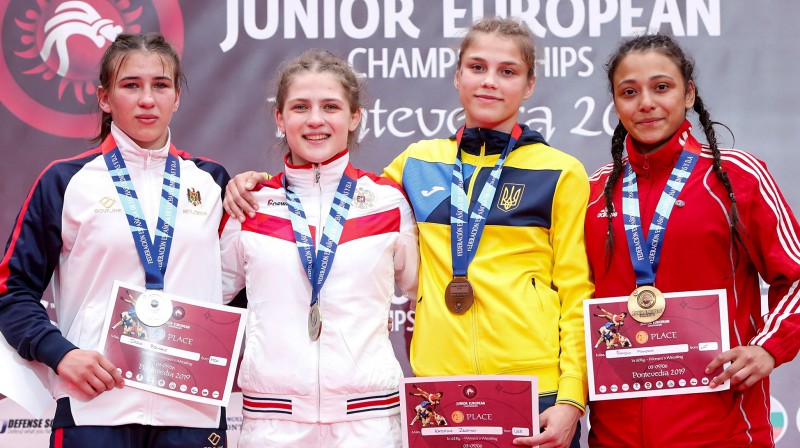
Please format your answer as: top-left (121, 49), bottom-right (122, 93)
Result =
top-left (349, 107), bottom-right (362, 132)
top-left (684, 80), bottom-right (696, 110)
top-left (275, 108), bottom-right (286, 135)
top-left (98, 86), bottom-right (112, 113)
top-left (523, 75), bottom-right (536, 100)
top-left (174, 87), bottom-right (181, 112)
top-left (453, 68), bottom-right (461, 91)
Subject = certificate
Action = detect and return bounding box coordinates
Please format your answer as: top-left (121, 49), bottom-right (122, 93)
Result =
top-left (584, 289), bottom-right (730, 401)
top-left (399, 375), bottom-right (538, 448)
top-left (99, 280), bottom-right (247, 406)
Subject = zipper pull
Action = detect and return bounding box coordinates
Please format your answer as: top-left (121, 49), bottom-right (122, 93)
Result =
top-left (314, 164), bottom-right (321, 184)
top-left (642, 155), bottom-right (650, 178)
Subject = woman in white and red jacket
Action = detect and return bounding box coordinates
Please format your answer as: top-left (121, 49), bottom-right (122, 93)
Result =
top-left (585, 34), bottom-right (800, 447)
top-left (219, 49), bottom-right (418, 448)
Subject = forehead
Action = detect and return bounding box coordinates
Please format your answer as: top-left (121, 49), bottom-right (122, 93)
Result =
top-left (613, 50), bottom-right (684, 83)
top-left (285, 71), bottom-right (347, 98)
top-left (462, 32), bottom-right (525, 63)
top-left (113, 51), bottom-right (175, 79)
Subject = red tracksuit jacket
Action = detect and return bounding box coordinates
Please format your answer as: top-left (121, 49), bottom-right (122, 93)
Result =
top-left (585, 121), bottom-right (800, 447)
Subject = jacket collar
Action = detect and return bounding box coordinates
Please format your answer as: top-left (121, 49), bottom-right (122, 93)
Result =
top-left (626, 119), bottom-right (695, 175)
top-left (453, 124), bottom-right (547, 155)
top-left (283, 149), bottom-right (349, 194)
top-left (109, 123), bottom-right (171, 169)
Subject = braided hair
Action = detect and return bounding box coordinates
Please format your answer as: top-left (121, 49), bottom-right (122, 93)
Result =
top-left (602, 34), bottom-right (743, 267)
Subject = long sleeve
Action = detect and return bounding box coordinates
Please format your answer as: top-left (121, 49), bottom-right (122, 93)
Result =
top-left (220, 214), bottom-right (246, 305)
top-left (551, 158), bottom-right (594, 411)
top-left (393, 193), bottom-right (419, 301)
top-left (730, 152), bottom-right (800, 367)
top-left (0, 159), bottom-right (85, 371)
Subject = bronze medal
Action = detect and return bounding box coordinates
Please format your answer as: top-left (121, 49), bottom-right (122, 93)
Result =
top-left (445, 276), bottom-right (475, 314)
top-left (308, 303), bottom-right (322, 341)
top-left (627, 285), bottom-right (666, 323)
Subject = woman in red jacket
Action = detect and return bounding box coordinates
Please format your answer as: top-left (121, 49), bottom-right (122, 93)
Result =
top-left (585, 34), bottom-right (800, 447)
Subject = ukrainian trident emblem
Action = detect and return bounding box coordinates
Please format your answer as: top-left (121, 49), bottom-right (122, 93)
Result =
top-left (497, 183), bottom-right (524, 212)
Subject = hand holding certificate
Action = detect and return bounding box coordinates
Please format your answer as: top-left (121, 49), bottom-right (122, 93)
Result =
top-left (99, 281), bottom-right (246, 406)
top-left (584, 289), bottom-right (730, 401)
top-left (399, 375), bottom-right (538, 448)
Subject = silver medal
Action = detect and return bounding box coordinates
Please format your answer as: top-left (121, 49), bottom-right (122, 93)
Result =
top-left (308, 303), bottom-right (322, 341)
top-left (134, 290), bottom-right (173, 327)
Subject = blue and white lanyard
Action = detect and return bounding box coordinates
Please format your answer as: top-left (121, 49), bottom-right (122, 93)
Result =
top-left (284, 169), bottom-right (357, 307)
top-left (622, 149), bottom-right (698, 286)
top-left (450, 124), bottom-right (522, 277)
top-left (103, 147), bottom-right (180, 290)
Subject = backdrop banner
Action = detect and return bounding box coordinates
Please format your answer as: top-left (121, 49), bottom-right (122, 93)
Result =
top-left (1, 1), bottom-right (799, 446)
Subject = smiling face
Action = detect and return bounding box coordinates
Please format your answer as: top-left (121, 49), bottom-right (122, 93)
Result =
top-left (97, 51), bottom-right (180, 150)
top-left (611, 50), bottom-right (696, 154)
top-left (454, 32), bottom-right (535, 133)
top-left (275, 71), bottom-right (362, 166)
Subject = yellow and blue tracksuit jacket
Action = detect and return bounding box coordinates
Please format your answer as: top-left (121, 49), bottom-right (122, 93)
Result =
top-left (384, 125), bottom-right (594, 411)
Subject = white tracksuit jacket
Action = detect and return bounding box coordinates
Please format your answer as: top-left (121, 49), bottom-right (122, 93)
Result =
top-left (0, 124), bottom-right (229, 428)
top-left (220, 150), bottom-right (418, 424)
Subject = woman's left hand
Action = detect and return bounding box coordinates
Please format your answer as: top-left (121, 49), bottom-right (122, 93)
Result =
top-left (512, 403), bottom-right (581, 448)
top-left (706, 345), bottom-right (775, 390)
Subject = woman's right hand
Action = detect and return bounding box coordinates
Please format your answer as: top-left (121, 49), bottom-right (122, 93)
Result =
top-left (56, 349), bottom-right (125, 398)
top-left (224, 171), bottom-right (267, 222)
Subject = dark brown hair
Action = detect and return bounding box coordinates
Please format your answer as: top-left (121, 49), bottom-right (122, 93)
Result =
top-left (92, 32), bottom-right (185, 143)
top-left (602, 34), bottom-right (743, 266)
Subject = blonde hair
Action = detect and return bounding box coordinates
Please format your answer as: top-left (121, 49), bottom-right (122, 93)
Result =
top-left (273, 49), bottom-right (363, 149)
top-left (457, 16), bottom-right (536, 79)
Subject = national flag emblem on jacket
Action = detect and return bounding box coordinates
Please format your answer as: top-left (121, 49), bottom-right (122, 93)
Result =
top-left (187, 187), bottom-right (202, 206)
top-left (497, 183), bottom-right (524, 212)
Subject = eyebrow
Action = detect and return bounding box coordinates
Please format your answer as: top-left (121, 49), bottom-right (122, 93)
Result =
top-left (117, 75), bottom-right (174, 82)
top-left (464, 55), bottom-right (522, 67)
top-left (615, 74), bottom-right (675, 87)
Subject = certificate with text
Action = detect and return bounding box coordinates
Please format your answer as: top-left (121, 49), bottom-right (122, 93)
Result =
top-left (99, 281), bottom-right (247, 406)
top-left (399, 375), bottom-right (538, 448)
top-left (584, 289), bottom-right (730, 401)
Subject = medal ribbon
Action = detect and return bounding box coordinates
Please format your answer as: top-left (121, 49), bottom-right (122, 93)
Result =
top-left (450, 124), bottom-right (522, 277)
top-left (284, 168), bottom-right (357, 307)
top-left (103, 147), bottom-right (180, 290)
top-left (622, 149), bottom-right (698, 286)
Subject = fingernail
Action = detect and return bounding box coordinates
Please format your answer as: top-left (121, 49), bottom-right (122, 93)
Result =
top-left (246, 182), bottom-right (253, 189)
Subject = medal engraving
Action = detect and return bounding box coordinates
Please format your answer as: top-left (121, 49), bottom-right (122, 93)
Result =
top-left (308, 303), bottom-right (322, 341)
top-left (627, 285), bottom-right (666, 323)
top-left (445, 277), bottom-right (475, 314)
top-left (134, 290), bottom-right (173, 327)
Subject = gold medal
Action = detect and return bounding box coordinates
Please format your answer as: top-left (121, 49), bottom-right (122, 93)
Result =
top-left (627, 285), bottom-right (666, 323)
top-left (308, 303), bottom-right (322, 341)
top-left (445, 276), bottom-right (475, 314)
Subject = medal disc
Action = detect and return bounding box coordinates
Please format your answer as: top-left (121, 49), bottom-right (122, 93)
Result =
top-left (627, 285), bottom-right (666, 323)
top-left (308, 303), bottom-right (322, 341)
top-left (445, 277), bottom-right (475, 314)
top-left (134, 290), bottom-right (173, 327)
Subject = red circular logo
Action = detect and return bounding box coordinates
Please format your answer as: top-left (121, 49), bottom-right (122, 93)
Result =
top-left (0, 0), bottom-right (184, 138)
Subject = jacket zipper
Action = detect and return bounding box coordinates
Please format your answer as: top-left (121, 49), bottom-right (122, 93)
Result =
top-left (314, 162), bottom-right (323, 420)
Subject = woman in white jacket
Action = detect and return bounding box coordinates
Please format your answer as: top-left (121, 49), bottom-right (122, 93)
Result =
top-left (220, 49), bottom-right (419, 448)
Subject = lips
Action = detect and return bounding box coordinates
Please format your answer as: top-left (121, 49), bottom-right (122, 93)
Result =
top-left (136, 115), bottom-right (158, 124)
top-left (304, 134), bottom-right (330, 141)
top-left (637, 117), bottom-right (662, 126)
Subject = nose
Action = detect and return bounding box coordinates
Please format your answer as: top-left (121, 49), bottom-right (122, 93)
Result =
top-left (307, 106), bottom-right (325, 126)
top-left (639, 90), bottom-right (656, 111)
top-left (481, 72), bottom-right (498, 89)
top-left (138, 86), bottom-right (155, 108)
